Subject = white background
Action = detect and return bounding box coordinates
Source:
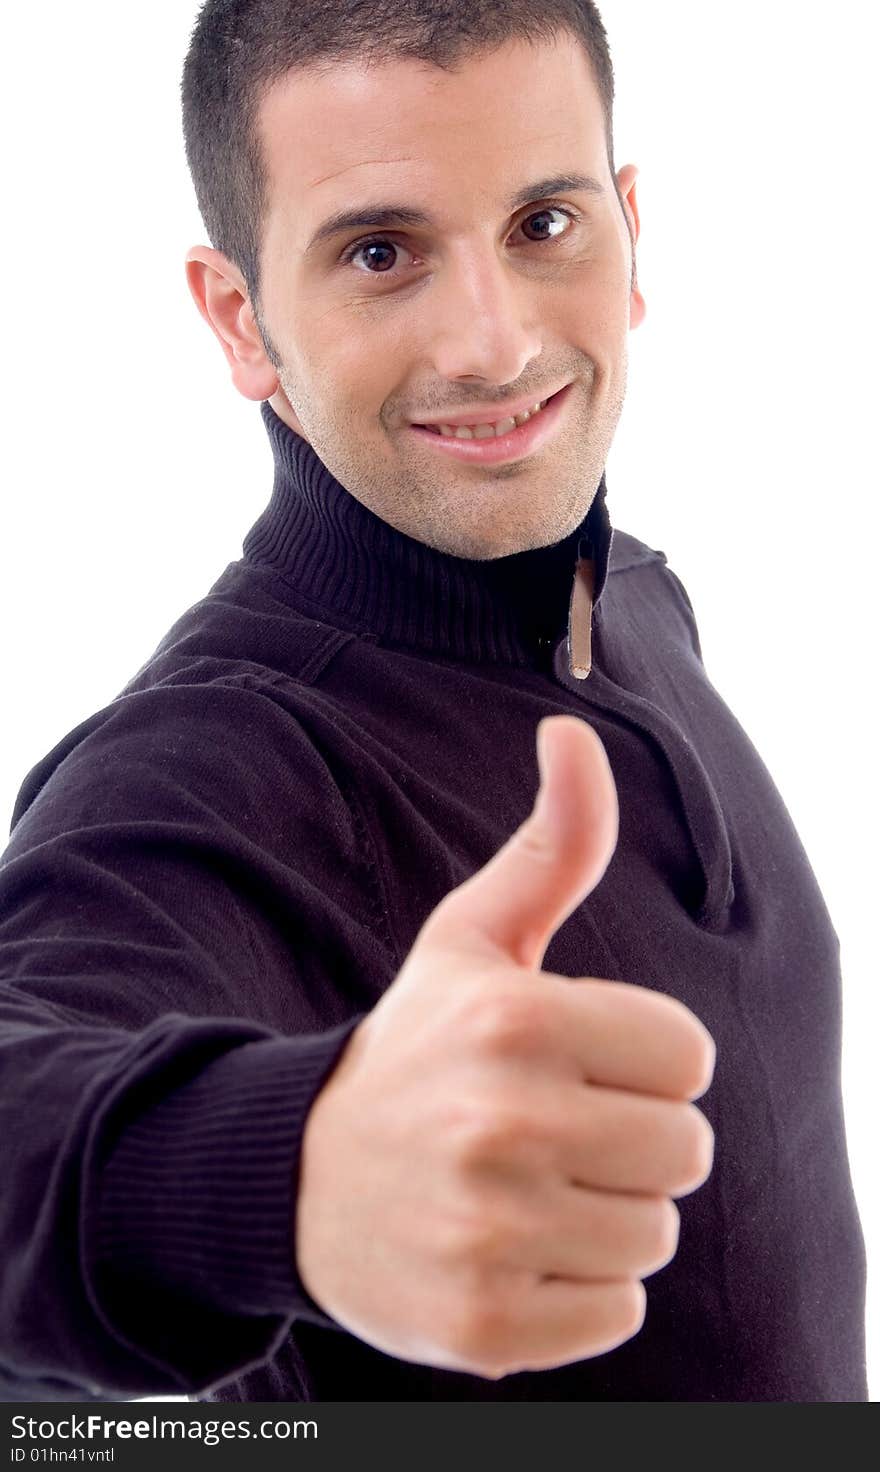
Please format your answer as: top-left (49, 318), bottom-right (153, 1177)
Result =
top-left (0, 2), bottom-right (876, 1401)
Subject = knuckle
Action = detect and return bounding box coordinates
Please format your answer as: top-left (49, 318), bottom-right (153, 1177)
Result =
top-left (443, 1202), bottom-right (511, 1269)
top-left (685, 1107), bottom-right (715, 1181)
top-left (625, 1279), bottom-right (648, 1335)
top-left (449, 1111), bottom-right (494, 1171)
top-left (685, 1022), bottom-right (717, 1096)
top-left (516, 813), bottom-right (559, 865)
top-left (662, 995), bottom-right (716, 1095)
top-left (669, 1107), bottom-right (714, 1195)
top-left (465, 990), bottom-right (547, 1060)
top-left (598, 1278), bottom-right (647, 1342)
top-left (451, 1102), bottom-right (528, 1170)
top-left (447, 1290), bottom-right (514, 1372)
top-left (647, 1198), bottom-right (680, 1268)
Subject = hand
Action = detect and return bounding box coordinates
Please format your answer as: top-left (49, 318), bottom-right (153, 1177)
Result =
top-left (295, 714), bottom-right (716, 1380)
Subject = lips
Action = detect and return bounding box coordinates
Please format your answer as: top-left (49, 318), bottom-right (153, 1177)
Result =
top-left (418, 396), bottom-right (552, 438)
top-left (408, 381), bottom-right (572, 466)
top-left (413, 386), bottom-right (565, 434)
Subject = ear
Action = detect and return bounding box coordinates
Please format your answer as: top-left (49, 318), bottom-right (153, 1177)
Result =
top-left (616, 164), bottom-right (647, 331)
top-left (185, 246), bottom-right (280, 401)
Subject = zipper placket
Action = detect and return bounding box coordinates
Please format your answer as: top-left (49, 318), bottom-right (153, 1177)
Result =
top-left (558, 562), bottom-right (733, 928)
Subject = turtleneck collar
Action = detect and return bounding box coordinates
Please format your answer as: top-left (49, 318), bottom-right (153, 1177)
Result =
top-left (242, 400), bottom-right (614, 678)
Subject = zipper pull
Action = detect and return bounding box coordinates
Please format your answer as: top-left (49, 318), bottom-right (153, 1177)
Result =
top-left (567, 552), bottom-right (595, 679)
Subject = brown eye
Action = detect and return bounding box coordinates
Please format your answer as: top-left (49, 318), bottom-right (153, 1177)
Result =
top-left (520, 206), bottom-right (572, 242)
top-left (341, 204), bottom-right (578, 277)
top-left (345, 239), bottom-right (400, 273)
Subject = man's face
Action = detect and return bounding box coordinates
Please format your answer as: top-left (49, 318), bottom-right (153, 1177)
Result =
top-left (234, 32), bottom-right (643, 560)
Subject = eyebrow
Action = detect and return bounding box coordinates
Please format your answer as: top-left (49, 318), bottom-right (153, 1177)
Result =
top-left (302, 171), bottom-right (605, 257)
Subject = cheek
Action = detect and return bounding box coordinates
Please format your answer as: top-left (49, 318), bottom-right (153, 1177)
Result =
top-left (319, 325), bottom-right (408, 412)
top-left (568, 260), bottom-right (632, 334)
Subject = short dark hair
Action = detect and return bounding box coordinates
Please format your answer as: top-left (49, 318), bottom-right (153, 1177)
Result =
top-left (182, 0), bottom-right (621, 319)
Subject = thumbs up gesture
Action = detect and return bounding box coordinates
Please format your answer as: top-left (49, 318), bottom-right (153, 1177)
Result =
top-left (295, 715), bottom-right (716, 1380)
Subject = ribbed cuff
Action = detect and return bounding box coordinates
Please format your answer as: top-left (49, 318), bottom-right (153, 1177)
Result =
top-left (85, 1019), bottom-right (364, 1333)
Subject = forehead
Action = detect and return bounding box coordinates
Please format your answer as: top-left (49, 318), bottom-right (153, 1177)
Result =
top-left (256, 33), bottom-right (609, 244)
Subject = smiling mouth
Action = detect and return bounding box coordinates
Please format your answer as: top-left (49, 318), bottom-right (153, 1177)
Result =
top-left (415, 392), bottom-right (558, 439)
top-left (407, 382), bottom-right (573, 465)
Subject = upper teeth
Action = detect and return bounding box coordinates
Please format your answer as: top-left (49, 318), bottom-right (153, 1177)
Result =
top-left (426, 400), bottom-right (549, 439)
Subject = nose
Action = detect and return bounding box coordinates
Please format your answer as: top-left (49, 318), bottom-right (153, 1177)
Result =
top-left (421, 241), bottom-right (543, 388)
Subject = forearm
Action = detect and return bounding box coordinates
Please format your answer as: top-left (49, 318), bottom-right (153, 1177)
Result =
top-left (0, 998), bottom-right (362, 1399)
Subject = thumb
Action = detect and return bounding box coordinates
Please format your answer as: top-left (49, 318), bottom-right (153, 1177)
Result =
top-left (424, 714), bottom-right (619, 973)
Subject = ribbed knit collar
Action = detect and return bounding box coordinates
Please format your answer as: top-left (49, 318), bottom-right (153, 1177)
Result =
top-left (242, 399), bottom-right (614, 673)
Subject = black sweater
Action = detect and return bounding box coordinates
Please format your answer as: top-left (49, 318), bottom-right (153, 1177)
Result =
top-left (0, 402), bottom-right (867, 1401)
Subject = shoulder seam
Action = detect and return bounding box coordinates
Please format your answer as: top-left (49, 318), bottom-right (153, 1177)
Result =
top-left (609, 549), bottom-right (669, 576)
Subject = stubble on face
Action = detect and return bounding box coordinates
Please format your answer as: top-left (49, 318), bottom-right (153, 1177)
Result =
top-left (255, 32), bottom-right (639, 562)
top-left (275, 355), bottom-right (626, 562)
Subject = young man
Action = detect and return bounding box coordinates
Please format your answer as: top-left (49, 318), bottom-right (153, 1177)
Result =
top-left (0, 1), bottom-right (867, 1402)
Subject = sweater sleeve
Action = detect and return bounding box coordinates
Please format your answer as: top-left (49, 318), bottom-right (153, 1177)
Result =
top-left (0, 675), bottom-right (391, 1400)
